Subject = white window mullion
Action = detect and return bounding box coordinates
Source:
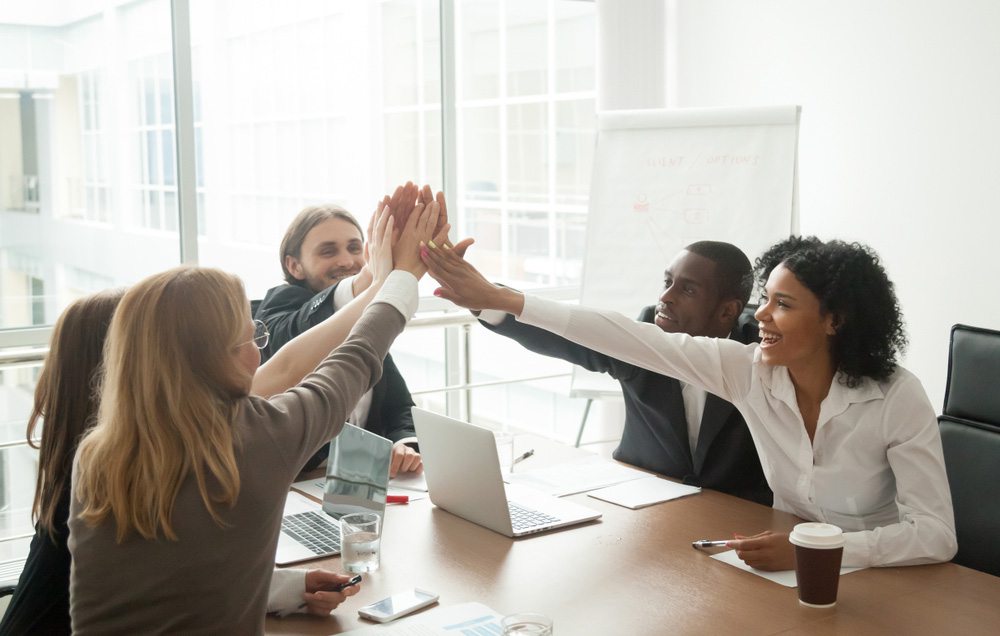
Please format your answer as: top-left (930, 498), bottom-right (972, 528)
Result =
top-left (416, 0), bottom-right (427, 181)
top-left (498, 0), bottom-right (509, 279)
top-left (546, 0), bottom-right (557, 286)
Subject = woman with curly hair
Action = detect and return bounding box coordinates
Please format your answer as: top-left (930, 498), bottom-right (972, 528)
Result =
top-left (421, 235), bottom-right (957, 571)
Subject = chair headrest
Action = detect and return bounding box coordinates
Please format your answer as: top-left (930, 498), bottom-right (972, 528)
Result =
top-left (943, 324), bottom-right (1000, 424)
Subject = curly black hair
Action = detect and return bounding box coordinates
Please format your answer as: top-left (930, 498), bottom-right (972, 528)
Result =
top-left (754, 236), bottom-right (908, 387)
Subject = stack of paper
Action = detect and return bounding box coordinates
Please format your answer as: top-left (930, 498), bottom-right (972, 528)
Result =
top-left (587, 476), bottom-right (701, 509)
top-left (504, 455), bottom-right (649, 497)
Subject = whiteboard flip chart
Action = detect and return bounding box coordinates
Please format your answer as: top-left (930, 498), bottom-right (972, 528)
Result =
top-left (572, 106), bottom-right (800, 397)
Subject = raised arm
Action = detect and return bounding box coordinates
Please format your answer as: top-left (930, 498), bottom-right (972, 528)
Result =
top-left (421, 238), bottom-right (525, 314)
top-left (251, 206), bottom-right (395, 398)
top-left (423, 239), bottom-right (755, 401)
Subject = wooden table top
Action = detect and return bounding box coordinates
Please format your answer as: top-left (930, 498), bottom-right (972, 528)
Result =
top-left (266, 434), bottom-right (1000, 635)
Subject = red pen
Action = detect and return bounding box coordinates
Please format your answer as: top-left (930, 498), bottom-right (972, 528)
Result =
top-left (386, 494), bottom-right (409, 504)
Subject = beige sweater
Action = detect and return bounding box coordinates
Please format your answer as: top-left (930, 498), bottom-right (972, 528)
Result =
top-left (68, 283), bottom-right (411, 635)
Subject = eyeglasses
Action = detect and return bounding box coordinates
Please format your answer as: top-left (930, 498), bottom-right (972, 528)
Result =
top-left (237, 319), bottom-right (270, 350)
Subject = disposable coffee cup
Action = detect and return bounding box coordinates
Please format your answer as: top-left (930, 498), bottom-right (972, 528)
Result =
top-left (788, 522), bottom-right (845, 608)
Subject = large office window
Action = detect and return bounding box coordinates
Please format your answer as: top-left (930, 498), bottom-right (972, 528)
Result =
top-left (0, 0), bottom-right (595, 327)
top-left (0, 2), bottom-right (180, 333)
top-left (455, 0), bottom-right (595, 288)
top-left (0, 0), bottom-right (597, 559)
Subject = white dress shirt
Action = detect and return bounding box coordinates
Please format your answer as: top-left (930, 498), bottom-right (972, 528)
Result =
top-left (518, 295), bottom-right (957, 568)
top-left (680, 381), bottom-right (707, 456)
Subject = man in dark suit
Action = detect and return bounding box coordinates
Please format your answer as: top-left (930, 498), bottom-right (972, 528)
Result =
top-left (255, 203), bottom-right (422, 476)
top-left (478, 241), bottom-right (771, 505)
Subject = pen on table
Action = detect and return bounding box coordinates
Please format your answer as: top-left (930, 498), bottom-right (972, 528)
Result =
top-left (386, 494), bottom-right (409, 504)
top-left (511, 449), bottom-right (535, 469)
top-left (691, 539), bottom-right (731, 549)
top-left (284, 574), bottom-right (362, 616)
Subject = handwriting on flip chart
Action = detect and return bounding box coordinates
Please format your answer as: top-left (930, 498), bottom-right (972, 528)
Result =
top-left (644, 154), bottom-right (761, 169)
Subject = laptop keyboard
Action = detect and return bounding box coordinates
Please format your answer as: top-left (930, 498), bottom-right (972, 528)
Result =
top-left (508, 501), bottom-right (560, 532)
top-left (281, 510), bottom-right (341, 555)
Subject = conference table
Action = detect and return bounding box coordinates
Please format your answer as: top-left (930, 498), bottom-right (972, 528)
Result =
top-left (266, 433), bottom-right (1000, 635)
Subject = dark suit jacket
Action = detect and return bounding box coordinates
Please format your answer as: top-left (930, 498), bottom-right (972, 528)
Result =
top-left (255, 282), bottom-right (416, 470)
top-left (483, 305), bottom-right (772, 505)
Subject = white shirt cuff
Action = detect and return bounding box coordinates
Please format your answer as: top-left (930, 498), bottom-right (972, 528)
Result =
top-left (372, 270), bottom-right (419, 321)
top-left (332, 274), bottom-right (359, 310)
top-left (267, 568), bottom-right (307, 615)
top-left (478, 308), bottom-right (509, 326)
top-left (517, 294), bottom-right (573, 336)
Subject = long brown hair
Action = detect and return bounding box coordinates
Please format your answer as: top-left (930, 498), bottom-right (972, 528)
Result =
top-left (75, 266), bottom-right (250, 542)
top-left (28, 288), bottom-right (125, 539)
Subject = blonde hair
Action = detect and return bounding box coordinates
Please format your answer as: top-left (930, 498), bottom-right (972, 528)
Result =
top-left (75, 267), bottom-right (251, 542)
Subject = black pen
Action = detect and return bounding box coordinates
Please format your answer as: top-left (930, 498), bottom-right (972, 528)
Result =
top-left (691, 539), bottom-right (730, 549)
top-left (284, 574), bottom-right (362, 616)
top-left (511, 449), bottom-right (535, 468)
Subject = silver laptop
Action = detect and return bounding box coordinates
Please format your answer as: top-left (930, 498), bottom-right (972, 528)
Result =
top-left (276, 425), bottom-right (392, 565)
top-left (412, 407), bottom-right (602, 537)
top-left (275, 490), bottom-right (343, 565)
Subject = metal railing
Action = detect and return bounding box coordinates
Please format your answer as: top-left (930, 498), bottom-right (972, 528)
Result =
top-left (0, 310), bottom-right (575, 544)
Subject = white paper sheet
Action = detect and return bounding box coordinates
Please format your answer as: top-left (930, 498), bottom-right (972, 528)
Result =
top-left (587, 476), bottom-right (700, 509)
top-left (340, 601), bottom-right (504, 635)
top-left (709, 549), bottom-right (865, 587)
top-left (504, 456), bottom-right (649, 497)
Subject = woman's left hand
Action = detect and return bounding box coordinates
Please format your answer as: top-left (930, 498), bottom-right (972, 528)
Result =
top-left (730, 531), bottom-right (795, 571)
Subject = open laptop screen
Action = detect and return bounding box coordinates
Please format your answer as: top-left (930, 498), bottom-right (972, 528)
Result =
top-left (322, 424), bottom-right (392, 518)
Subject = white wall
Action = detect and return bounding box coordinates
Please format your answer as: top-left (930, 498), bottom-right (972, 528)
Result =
top-left (648, 0), bottom-right (1000, 406)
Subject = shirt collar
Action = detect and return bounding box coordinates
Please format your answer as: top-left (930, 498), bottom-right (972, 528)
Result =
top-left (755, 347), bottom-right (885, 417)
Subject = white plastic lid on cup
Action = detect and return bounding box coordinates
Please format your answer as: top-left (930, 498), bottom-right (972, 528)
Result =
top-left (789, 522), bottom-right (845, 549)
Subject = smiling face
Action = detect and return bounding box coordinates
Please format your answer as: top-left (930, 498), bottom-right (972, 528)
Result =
top-left (284, 217), bottom-right (365, 293)
top-left (754, 263), bottom-right (837, 374)
top-left (653, 250), bottom-right (734, 338)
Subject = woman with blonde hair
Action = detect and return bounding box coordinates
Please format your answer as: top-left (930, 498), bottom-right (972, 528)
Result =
top-left (68, 201), bottom-right (443, 634)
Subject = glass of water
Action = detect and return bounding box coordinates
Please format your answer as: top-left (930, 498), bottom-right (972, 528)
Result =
top-left (340, 512), bottom-right (381, 573)
top-left (501, 613), bottom-right (553, 635)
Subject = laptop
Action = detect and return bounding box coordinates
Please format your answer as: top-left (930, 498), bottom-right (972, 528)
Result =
top-left (411, 407), bottom-right (602, 537)
top-left (276, 425), bottom-right (393, 565)
top-left (275, 490), bottom-right (343, 565)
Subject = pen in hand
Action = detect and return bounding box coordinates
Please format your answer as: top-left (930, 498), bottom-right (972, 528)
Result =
top-left (510, 449), bottom-right (535, 471)
top-left (691, 539), bottom-right (731, 549)
top-left (283, 573), bottom-right (362, 616)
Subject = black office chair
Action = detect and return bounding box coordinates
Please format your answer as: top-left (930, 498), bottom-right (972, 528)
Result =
top-left (938, 323), bottom-right (1000, 577)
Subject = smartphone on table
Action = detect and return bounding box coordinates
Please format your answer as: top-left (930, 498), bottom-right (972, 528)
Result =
top-left (357, 588), bottom-right (440, 623)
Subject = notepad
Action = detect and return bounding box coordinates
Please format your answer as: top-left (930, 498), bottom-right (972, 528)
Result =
top-left (709, 549), bottom-right (865, 587)
top-left (587, 476), bottom-right (701, 509)
top-left (505, 455), bottom-right (649, 497)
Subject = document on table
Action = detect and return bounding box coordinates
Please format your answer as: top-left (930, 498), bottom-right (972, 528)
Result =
top-left (587, 476), bottom-right (700, 509)
top-left (340, 601), bottom-right (503, 635)
top-left (292, 475), bottom-right (429, 502)
top-left (505, 455), bottom-right (649, 497)
top-left (709, 550), bottom-right (865, 587)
